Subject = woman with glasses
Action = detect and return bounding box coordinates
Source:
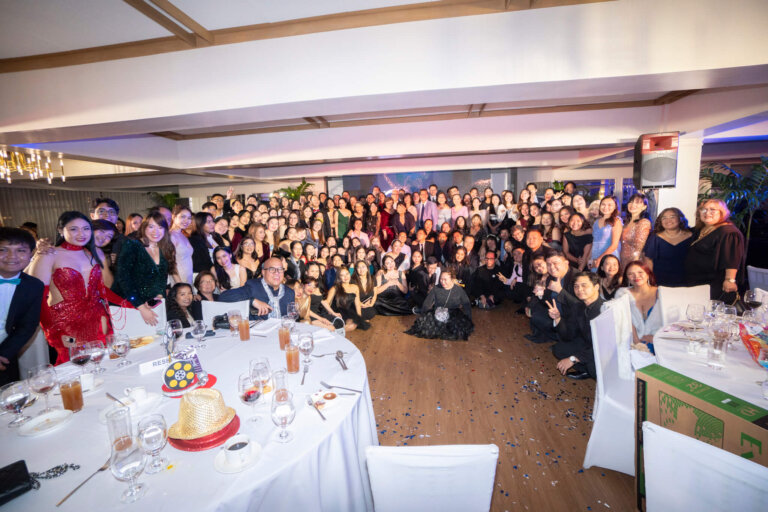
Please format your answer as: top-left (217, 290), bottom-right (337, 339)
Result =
top-left (643, 208), bottom-right (692, 287)
top-left (684, 199), bottom-right (745, 300)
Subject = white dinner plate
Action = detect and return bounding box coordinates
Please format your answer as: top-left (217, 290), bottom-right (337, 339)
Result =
top-left (98, 393), bottom-right (163, 423)
top-left (214, 442), bottom-right (262, 474)
top-left (18, 409), bottom-right (73, 437)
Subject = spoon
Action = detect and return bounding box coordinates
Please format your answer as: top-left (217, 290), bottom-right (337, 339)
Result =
top-left (105, 392), bottom-right (127, 406)
top-left (336, 350), bottom-right (348, 370)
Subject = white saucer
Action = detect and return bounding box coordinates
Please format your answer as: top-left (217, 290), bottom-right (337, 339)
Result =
top-left (214, 442), bottom-right (262, 474)
top-left (98, 393), bottom-right (163, 423)
top-left (18, 409), bottom-right (73, 437)
top-left (53, 378), bottom-right (104, 396)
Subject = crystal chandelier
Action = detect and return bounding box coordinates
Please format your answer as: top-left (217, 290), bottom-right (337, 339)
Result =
top-left (0, 149), bottom-right (65, 184)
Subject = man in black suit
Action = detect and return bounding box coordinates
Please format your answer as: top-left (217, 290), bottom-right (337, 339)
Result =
top-left (286, 241), bottom-right (306, 281)
top-left (410, 229), bottom-right (435, 259)
top-left (0, 228), bottom-right (44, 385)
top-left (526, 249), bottom-right (577, 343)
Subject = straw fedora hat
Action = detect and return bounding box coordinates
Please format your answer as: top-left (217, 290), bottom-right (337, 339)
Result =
top-left (168, 388), bottom-right (236, 440)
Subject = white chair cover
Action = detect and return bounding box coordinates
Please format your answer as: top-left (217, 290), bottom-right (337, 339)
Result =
top-left (754, 288), bottom-right (768, 304)
top-left (600, 294), bottom-right (633, 380)
top-left (109, 299), bottom-right (166, 339)
top-left (365, 444), bottom-right (499, 512)
top-left (747, 265), bottom-right (768, 290)
top-left (643, 421), bottom-right (768, 512)
top-left (658, 285), bottom-right (710, 325)
top-left (17, 327), bottom-right (50, 376)
top-left (583, 307), bottom-right (635, 475)
top-left (201, 300), bottom-right (250, 327)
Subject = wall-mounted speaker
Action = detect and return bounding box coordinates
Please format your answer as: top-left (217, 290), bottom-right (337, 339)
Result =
top-left (633, 132), bottom-right (679, 189)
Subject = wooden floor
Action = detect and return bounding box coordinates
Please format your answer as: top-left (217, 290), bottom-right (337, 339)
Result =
top-left (347, 302), bottom-right (635, 512)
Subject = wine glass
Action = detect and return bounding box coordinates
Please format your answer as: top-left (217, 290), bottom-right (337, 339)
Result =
top-left (69, 344), bottom-right (91, 374)
top-left (0, 381), bottom-right (32, 427)
top-left (166, 320), bottom-right (183, 343)
top-left (745, 290), bottom-right (762, 311)
top-left (109, 334), bottom-right (132, 368)
top-left (137, 414), bottom-right (168, 474)
top-left (27, 364), bottom-right (56, 414)
top-left (250, 360), bottom-right (272, 395)
top-left (110, 436), bottom-right (147, 503)
top-left (708, 318), bottom-right (730, 371)
top-left (685, 304), bottom-right (705, 330)
top-left (271, 390), bottom-right (296, 443)
top-left (238, 373), bottom-right (262, 423)
top-left (708, 300), bottom-right (724, 313)
top-left (298, 332), bottom-right (314, 365)
top-left (87, 341), bottom-right (107, 374)
top-left (191, 320), bottom-right (207, 350)
top-left (757, 347), bottom-right (768, 400)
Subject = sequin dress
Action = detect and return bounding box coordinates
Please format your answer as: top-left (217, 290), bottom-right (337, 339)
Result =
top-left (620, 219), bottom-right (651, 268)
top-left (41, 266), bottom-right (113, 365)
top-left (114, 239), bottom-right (168, 307)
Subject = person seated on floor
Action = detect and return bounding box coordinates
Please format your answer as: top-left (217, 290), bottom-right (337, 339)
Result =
top-left (547, 271), bottom-right (604, 380)
top-left (166, 282), bottom-right (203, 328)
top-left (522, 227), bottom-right (546, 283)
top-left (411, 255), bottom-right (441, 314)
top-left (498, 247), bottom-right (527, 303)
top-left (405, 268), bottom-right (473, 341)
top-left (470, 250), bottom-right (505, 309)
top-left (526, 249), bottom-right (577, 343)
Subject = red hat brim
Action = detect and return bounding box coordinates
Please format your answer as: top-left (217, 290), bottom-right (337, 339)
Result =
top-left (168, 415), bottom-right (240, 452)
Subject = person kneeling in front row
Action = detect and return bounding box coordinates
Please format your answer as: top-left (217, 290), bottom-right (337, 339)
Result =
top-left (547, 271), bottom-right (604, 380)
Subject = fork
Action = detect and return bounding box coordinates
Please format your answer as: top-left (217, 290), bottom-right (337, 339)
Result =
top-left (320, 380), bottom-right (362, 394)
top-left (312, 351), bottom-right (348, 358)
top-left (57, 457), bottom-right (111, 506)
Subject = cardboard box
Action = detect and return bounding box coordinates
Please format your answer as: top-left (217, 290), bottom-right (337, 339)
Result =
top-left (635, 364), bottom-right (768, 511)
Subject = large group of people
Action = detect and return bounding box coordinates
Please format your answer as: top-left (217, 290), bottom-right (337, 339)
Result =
top-left (0, 180), bottom-right (746, 384)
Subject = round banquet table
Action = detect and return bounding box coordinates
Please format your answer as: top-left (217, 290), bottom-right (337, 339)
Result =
top-left (653, 325), bottom-right (767, 405)
top-left (0, 320), bottom-right (378, 511)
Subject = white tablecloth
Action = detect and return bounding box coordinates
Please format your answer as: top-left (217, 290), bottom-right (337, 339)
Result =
top-left (0, 323), bottom-right (378, 511)
top-left (653, 326), bottom-right (767, 404)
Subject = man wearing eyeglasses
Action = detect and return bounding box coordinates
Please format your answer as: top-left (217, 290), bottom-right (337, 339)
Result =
top-left (218, 257), bottom-right (295, 320)
top-left (90, 197), bottom-right (123, 271)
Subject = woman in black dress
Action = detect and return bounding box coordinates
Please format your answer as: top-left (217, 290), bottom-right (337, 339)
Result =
top-left (684, 199), bottom-right (745, 300)
top-left (374, 255), bottom-right (412, 315)
top-left (597, 254), bottom-right (622, 300)
top-left (166, 283), bottom-right (203, 328)
top-left (352, 260), bottom-right (378, 320)
top-left (405, 268), bottom-right (474, 341)
top-left (447, 247), bottom-right (473, 288)
top-left (189, 212), bottom-right (217, 273)
top-left (322, 267), bottom-right (371, 331)
top-left (194, 271), bottom-right (219, 302)
top-left (300, 276), bottom-right (336, 331)
top-left (562, 213), bottom-right (593, 272)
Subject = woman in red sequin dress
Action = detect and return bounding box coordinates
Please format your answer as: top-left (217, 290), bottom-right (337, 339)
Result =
top-left (30, 212), bottom-right (114, 365)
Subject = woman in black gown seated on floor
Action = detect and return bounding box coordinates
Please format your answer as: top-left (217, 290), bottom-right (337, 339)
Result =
top-left (406, 268), bottom-right (473, 341)
top-left (352, 260), bottom-right (378, 320)
top-left (374, 255), bottom-right (412, 315)
top-left (322, 267), bottom-right (371, 331)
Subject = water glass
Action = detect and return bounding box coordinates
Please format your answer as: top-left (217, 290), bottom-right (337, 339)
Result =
top-left (238, 373), bottom-right (262, 423)
top-left (685, 304), bottom-right (705, 330)
top-left (272, 369), bottom-right (287, 394)
top-left (106, 407), bottom-right (132, 449)
top-left (0, 381), bottom-right (32, 428)
top-left (228, 311), bottom-right (242, 333)
top-left (250, 360), bottom-right (272, 394)
top-left (191, 320), bottom-right (207, 349)
top-left (271, 390), bottom-right (296, 443)
top-left (298, 333), bottom-right (314, 365)
top-left (87, 341), bottom-right (107, 374)
top-left (108, 334), bottom-right (132, 368)
top-left (138, 414), bottom-right (168, 474)
top-left (27, 364), bottom-right (57, 414)
top-left (110, 436), bottom-right (147, 503)
top-left (708, 318), bottom-right (729, 371)
top-left (708, 300), bottom-right (724, 313)
top-left (286, 302), bottom-right (298, 321)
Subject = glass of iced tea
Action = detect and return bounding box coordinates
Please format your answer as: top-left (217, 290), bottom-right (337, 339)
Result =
top-left (228, 311), bottom-right (242, 334)
top-left (286, 344), bottom-right (300, 374)
top-left (238, 317), bottom-right (251, 341)
top-left (278, 319), bottom-right (293, 350)
top-left (60, 375), bottom-right (84, 413)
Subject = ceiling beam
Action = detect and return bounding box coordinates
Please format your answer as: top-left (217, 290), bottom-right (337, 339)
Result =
top-left (0, 0), bottom-right (614, 73)
top-left (123, 0), bottom-right (196, 47)
top-left (147, 0), bottom-right (213, 44)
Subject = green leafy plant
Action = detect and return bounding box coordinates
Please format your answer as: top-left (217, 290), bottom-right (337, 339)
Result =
top-left (148, 192), bottom-right (180, 208)
top-left (698, 156), bottom-right (768, 253)
top-left (276, 178), bottom-right (313, 201)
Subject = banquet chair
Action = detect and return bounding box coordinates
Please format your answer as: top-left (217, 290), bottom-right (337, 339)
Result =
top-left (747, 265), bottom-right (768, 290)
top-left (201, 300), bottom-right (250, 328)
top-left (755, 288), bottom-right (768, 304)
top-left (109, 299), bottom-right (166, 339)
top-left (365, 444), bottom-right (499, 512)
top-left (642, 421), bottom-right (768, 512)
top-left (583, 305), bottom-right (635, 476)
top-left (658, 285), bottom-right (710, 325)
top-left (18, 327), bottom-right (50, 377)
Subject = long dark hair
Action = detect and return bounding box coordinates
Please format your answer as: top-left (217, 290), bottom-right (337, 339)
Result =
top-left (54, 211), bottom-right (103, 268)
top-left (212, 246), bottom-right (235, 290)
top-left (333, 267), bottom-right (354, 309)
top-left (653, 207), bottom-right (691, 233)
top-left (138, 212), bottom-right (177, 275)
top-left (597, 254), bottom-right (622, 289)
top-left (353, 260), bottom-right (373, 293)
top-left (167, 283), bottom-right (193, 321)
top-left (624, 193), bottom-right (650, 223)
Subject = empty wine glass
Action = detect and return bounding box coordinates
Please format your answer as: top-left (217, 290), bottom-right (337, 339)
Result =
top-left (110, 436), bottom-right (147, 503)
top-left (191, 320), bottom-right (207, 349)
top-left (69, 344), bottom-right (91, 374)
top-left (0, 381), bottom-right (32, 427)
top-left (250, 360), bottom-right (272, 395)
top-left (271, 390), bottom-right (296, 443)
top-left (87, 341), bottom-right (107, 374)
top-left (238, 373), bottom-right (263, 423)
top-left (27, 364), bottom-right (56, 414)
top-left (109, 334), bottom-right (132, 368)
top-left (708, 300), bottom-right (724, 313)
top-left (298, 333), bottom-right (314, 365)
top-left (686, 304), bottom-right (705, 330)
top-left (138, 414), bottom-right (168, 474)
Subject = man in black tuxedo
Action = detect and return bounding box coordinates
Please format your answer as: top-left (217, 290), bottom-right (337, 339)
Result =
top-left (286, 241), bottom-right (307, 281)
top-left (526, 249), bottom-right (577, 343)
top-left (410, 229), bottom-right (435, 259)
top-left (0, 228), bottom-right (44, 385)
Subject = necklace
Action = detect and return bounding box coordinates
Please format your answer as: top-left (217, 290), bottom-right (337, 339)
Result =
top-left (59, 241), bottom-right (84, 251)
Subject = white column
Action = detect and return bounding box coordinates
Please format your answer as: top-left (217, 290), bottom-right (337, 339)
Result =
top-left (657, 137), bottom-right (702, 222)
